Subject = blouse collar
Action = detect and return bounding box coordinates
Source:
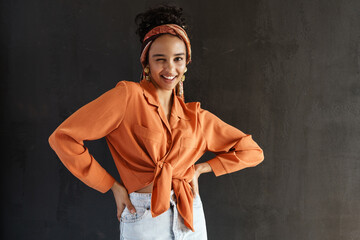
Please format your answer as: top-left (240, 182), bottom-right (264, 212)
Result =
top-left (140, 79), bottom-right (190, 120)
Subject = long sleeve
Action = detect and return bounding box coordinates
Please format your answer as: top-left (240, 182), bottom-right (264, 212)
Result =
top-left (48, 81), bottom-right (128, 193)
top-left (198, 105), bottom-right (264, 177)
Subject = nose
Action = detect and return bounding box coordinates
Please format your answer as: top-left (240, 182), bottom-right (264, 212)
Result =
top-left (165, 60), bottom-right (176, 73)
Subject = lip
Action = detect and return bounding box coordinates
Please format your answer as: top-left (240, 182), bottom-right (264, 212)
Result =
top-left (161, 75), bottom-right (177, 83)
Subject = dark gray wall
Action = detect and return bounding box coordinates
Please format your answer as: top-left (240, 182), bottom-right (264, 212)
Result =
top-left (2, 0), bottom-right (359, 239)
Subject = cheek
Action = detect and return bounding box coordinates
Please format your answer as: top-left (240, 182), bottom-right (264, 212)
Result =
top-left (177, 63), bottom-right (186, 71)
top-left (180, 67), bottom-right (187, 74)
top-left (149, 64), bottom-right (161, 74)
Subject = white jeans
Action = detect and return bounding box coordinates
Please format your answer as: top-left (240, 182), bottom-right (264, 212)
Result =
top-left (119, 189), bottom-right (208, 240)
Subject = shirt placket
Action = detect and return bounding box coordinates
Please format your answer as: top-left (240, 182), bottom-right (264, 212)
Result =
top-left (156, 106), bottom-right (173, 160)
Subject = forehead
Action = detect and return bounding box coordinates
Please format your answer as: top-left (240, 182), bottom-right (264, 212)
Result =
top-left (149, 34), bottom-right (186, 55)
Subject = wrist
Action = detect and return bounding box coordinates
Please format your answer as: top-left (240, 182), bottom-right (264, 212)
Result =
top-left (111, 181), bottom-right (117, 191)
top-left (111, 181), bottom-right (123, 191)
top-left (195, 162), bottom-right (212, 174)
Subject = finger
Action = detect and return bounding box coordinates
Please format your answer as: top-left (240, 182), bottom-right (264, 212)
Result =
top-left (117, 209), bottom-right (121, 222)
top-left (117, 205), bottom-right (125, 221)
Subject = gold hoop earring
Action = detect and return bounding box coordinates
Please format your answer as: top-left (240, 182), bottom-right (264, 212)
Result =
top-left (181, 67), bottom-right (187, 81)
top-left (144, 66), bottom-right (150, 81)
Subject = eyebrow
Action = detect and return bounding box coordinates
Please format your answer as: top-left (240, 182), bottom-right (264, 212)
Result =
top-left (152, 53), bottom-right (185, 57)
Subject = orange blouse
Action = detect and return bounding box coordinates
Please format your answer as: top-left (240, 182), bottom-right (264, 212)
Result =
top-left (48, 79), bottom-right (264, 232)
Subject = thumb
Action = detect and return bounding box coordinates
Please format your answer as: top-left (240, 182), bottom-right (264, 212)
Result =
top-left (189, 181), bottom-right (195, 196)
top-left (189, 179), bottom-right (194, 189)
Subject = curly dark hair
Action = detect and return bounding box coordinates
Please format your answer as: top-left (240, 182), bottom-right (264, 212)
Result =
top-left (134, 3), bottom-right (190, 44)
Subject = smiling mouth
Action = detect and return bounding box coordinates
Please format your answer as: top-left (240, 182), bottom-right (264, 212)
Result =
top-left (161, 75), bottom-right (177, 80)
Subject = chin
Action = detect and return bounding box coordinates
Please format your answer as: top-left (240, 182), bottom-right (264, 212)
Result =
top-left (158, 80), bottom-right (179, 91)
top-left (161, 85), bottom-right (176, 91)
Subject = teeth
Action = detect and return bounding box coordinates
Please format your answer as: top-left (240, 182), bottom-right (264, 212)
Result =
top-left (162, 75), bottom-right (176, 80)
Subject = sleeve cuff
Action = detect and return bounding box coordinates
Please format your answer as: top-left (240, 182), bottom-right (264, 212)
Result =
top-left (94, 173), bottom-right (116, 193)
top-left (207, 157), bottom-right (228, 177)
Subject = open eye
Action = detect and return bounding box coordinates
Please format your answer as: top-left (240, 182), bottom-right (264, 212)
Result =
top-left (174, 57), bottom-right (183, 61)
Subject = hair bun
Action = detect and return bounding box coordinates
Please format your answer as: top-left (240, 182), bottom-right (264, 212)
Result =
top-left (135, 4), bottom-right (189, 43)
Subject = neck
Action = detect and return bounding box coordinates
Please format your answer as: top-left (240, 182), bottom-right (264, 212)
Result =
top-left (148, 79), bottom-right (174, 107)
top-left (156, 88), bottom-right (173, 108)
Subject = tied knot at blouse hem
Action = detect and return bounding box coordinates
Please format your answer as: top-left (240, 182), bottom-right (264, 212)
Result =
top-left (48, 79), bottom-right (265, 232)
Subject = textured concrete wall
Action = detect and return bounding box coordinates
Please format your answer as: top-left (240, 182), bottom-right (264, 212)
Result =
top-left (2, 0), bottom-right (359, 239)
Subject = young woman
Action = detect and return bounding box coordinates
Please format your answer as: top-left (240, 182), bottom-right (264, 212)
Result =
top-left (48, 4), bottom-right (264, 240)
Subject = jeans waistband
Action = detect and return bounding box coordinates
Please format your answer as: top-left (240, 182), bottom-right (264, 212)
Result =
top-left (129, 189), bottom-right (175, 200)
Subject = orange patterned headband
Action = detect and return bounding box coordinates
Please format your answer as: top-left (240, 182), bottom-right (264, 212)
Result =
top-left (140, 24), bottom-right (192, 69)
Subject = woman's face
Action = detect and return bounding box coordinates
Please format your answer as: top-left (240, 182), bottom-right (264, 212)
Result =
top-left (147, 34), bottom-right (187, 92)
